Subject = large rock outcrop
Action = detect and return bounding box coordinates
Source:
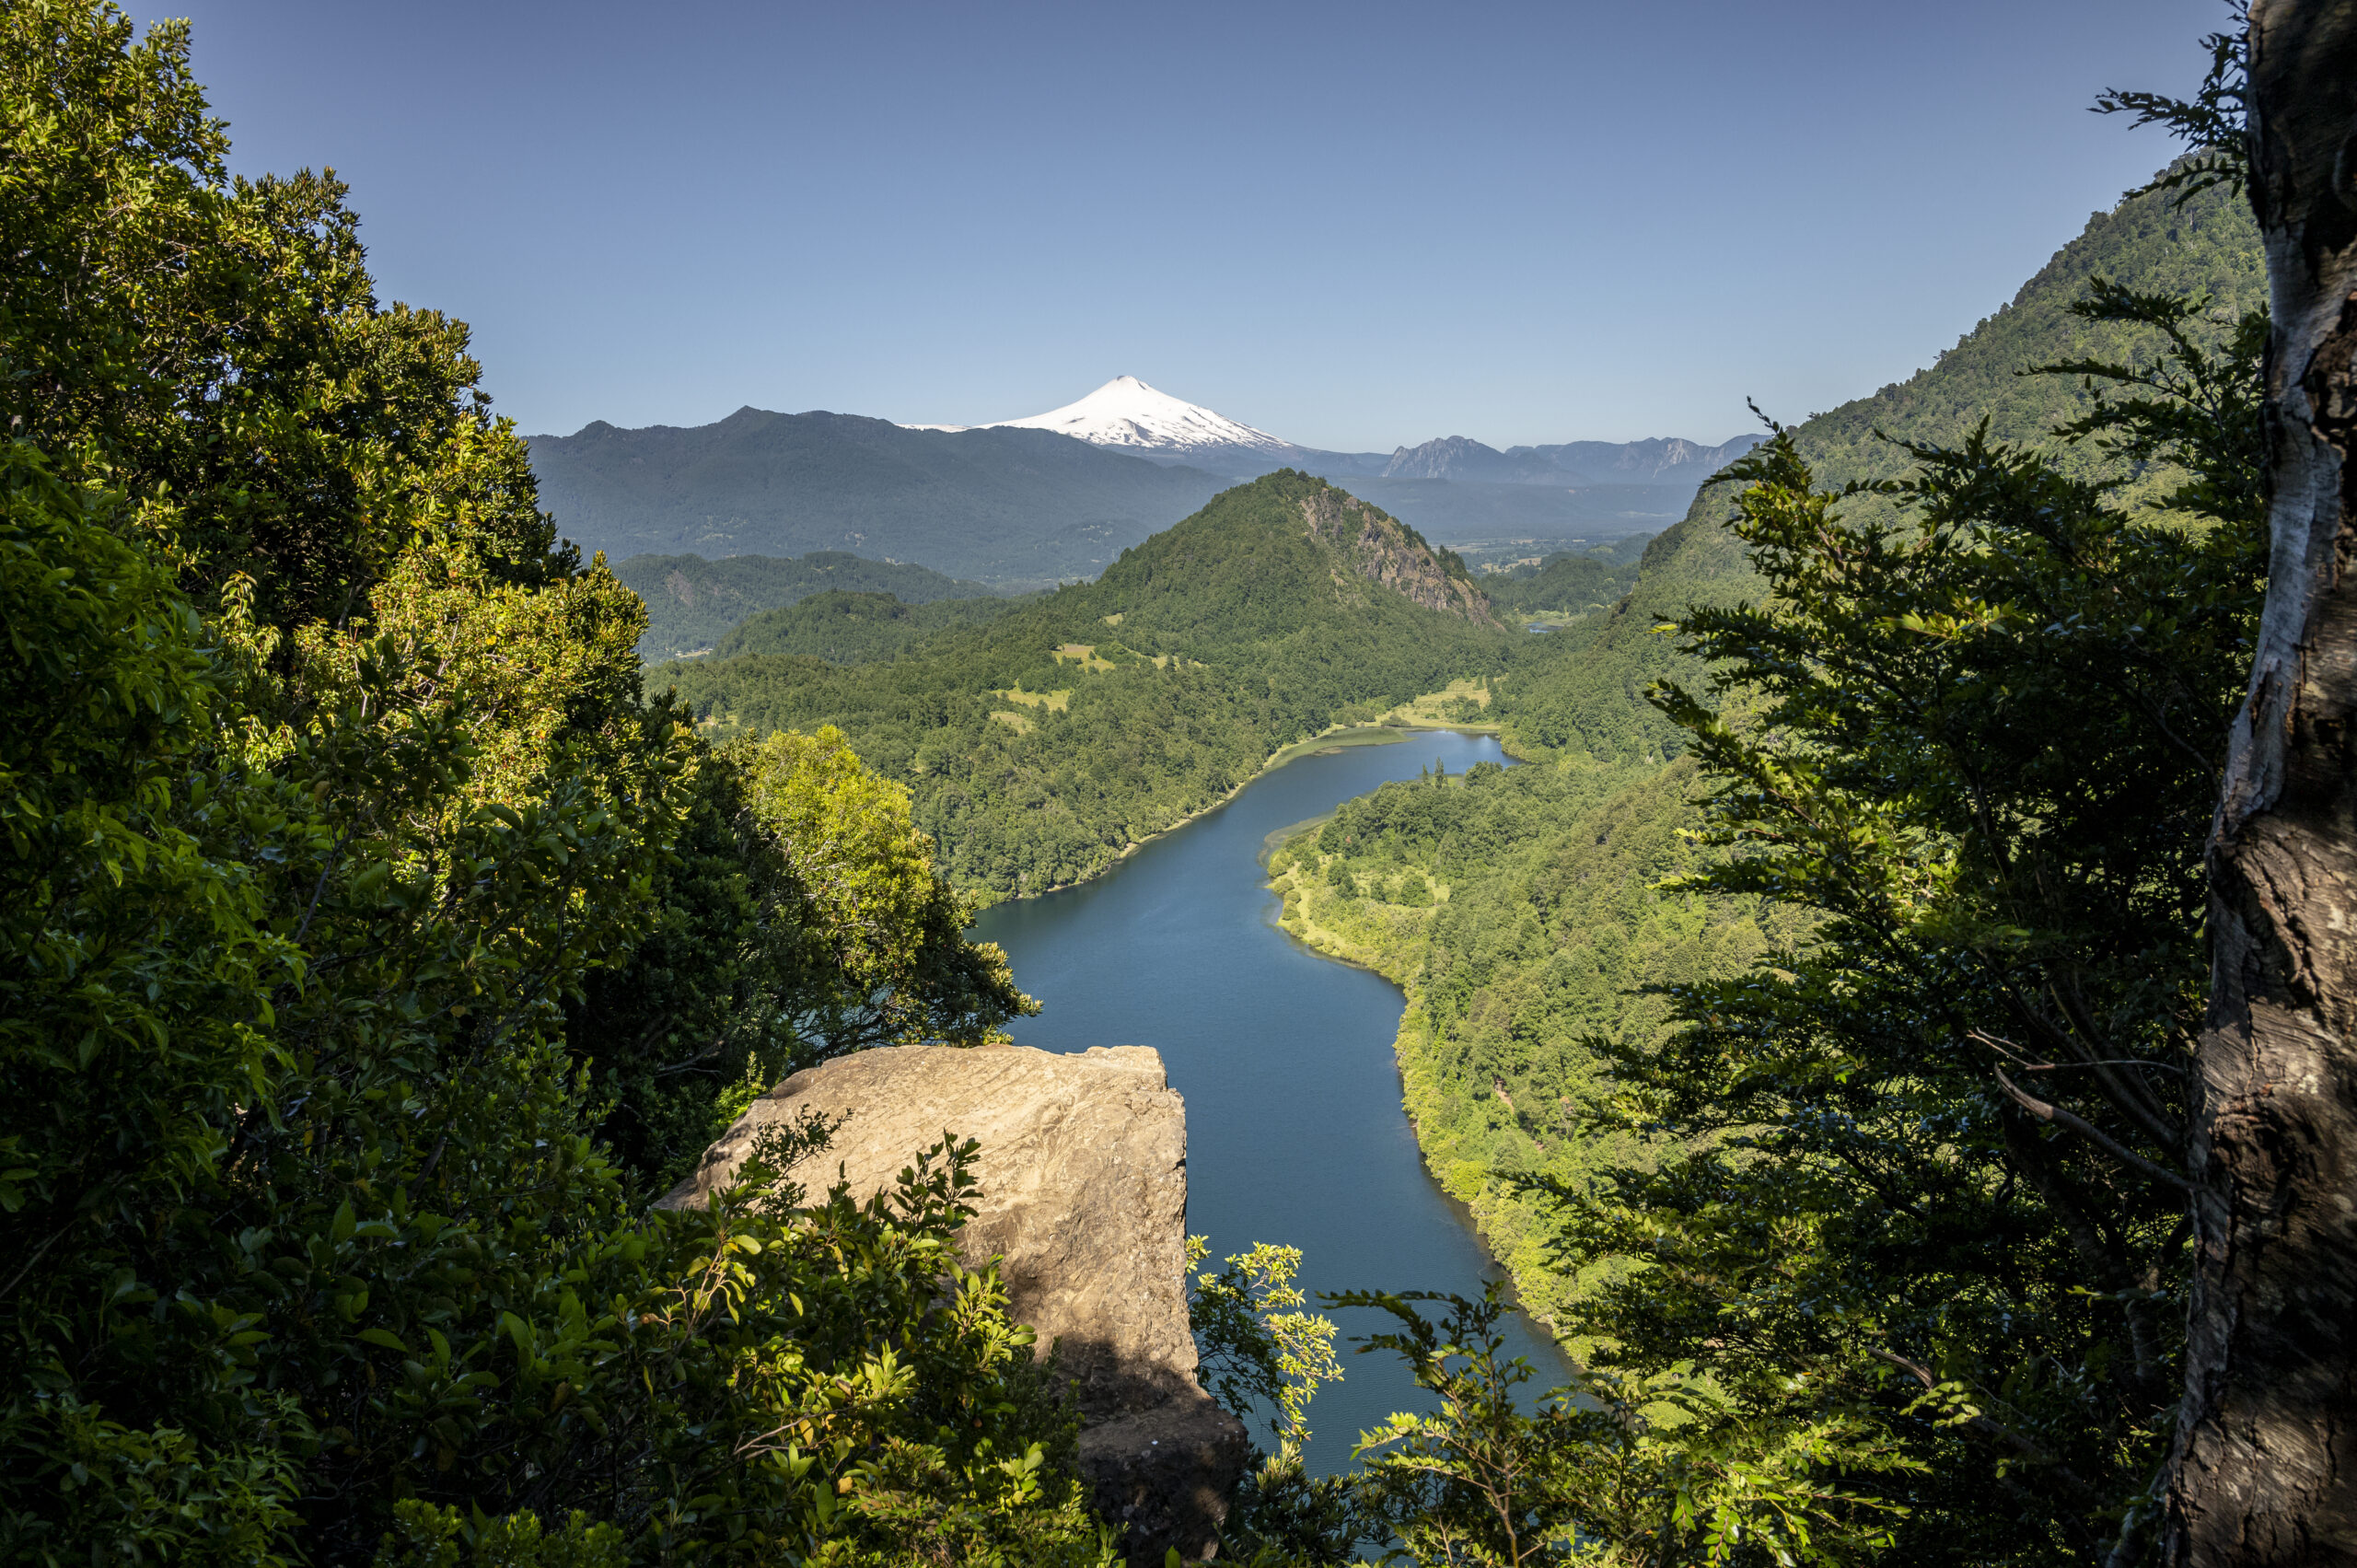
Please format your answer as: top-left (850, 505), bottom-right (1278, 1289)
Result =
top-left (660, 1043), bottom-right (1248, 1559)
top-left (1299, 489), bottom-right (1498, 624)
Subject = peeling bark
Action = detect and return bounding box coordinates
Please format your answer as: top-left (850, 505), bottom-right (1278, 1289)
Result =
top-left (2167, 4), bottom-right (2357, 1561)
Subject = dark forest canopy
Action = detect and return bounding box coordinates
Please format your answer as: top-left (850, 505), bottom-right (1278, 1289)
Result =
top-left (0, 6), bottom-right (1088, 1561)
top-left (714, 588), bottom-right (1027, 664)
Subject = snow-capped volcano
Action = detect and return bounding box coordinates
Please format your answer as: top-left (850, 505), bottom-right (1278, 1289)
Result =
top-left (905, 377), bottom-right (1302, 473)
top-left (988, 375), bottom-right (1294, 458)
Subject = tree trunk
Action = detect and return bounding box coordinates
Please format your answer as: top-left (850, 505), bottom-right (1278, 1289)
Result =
top-left (2167, 3), bottom-right (2357, 1561)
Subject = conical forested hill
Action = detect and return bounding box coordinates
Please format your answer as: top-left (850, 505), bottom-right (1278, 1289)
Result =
top-left (656, 471), bottom-right (1513, 896)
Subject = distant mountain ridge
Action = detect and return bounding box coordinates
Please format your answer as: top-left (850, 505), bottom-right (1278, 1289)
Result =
top-left (1381, 433), bottom-right (1763, 485)
top-left (527, 408), bottom-right (1228, 585)
top-left (1379, 436), bottom-right (1559, 483)
top-left (932, 377), bottom-right (1761, 494)
top-left (940, 377), bottom-right (1763, 540)
top-left (533, 386), bottom-right (1761, 590)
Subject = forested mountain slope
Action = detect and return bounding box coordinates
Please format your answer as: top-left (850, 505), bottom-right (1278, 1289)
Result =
top-left (1287, 169), bottom-right (2266, 1347)
top-left (611, 549), bottom-right (1002, 661)
top-left (1492, 173), bottom-right (2261, 761)
top-left (1479, 549), bottom-right (1644, 620)
top-left (655, 471), bottom-right (1514, 897)
top-left (1795, 172), bottom-right (2260, 488)
top-left (714, 589), bottom-right (1025, 664)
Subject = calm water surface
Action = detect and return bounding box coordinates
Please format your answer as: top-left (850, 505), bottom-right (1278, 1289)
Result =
top-left (971, 728), bottom-right (1572, 1476)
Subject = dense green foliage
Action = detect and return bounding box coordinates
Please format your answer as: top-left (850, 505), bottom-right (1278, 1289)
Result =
top-left (610, 551), bottom-right (1002, 663)
top-left (1, 9), bottom-right (1092, 1562)
top-left (528, 410), bottom-right (1226, 585)
top-left (1248, 82), bottom-right (2267, 1566)
top-left (1477, 551), bottom-right (1643, 621)
top-left (714, 590), bottom-right (1022, 665)
top-left (1268, 757), bottom-right (1805, 1330)
top-left (656, 473), bottom-right (1515, 900)
top-left (1552, 270), bottom-right (2265, 1562)
top-left (566, 725), bottom-right (1035, 1193)
top-left (1482, 170), bottom-right (2263, 771)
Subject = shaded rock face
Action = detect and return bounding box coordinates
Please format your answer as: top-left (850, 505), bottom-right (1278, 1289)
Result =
top-left (659, 1044), bottom-right (1248, 1559)
top-left (1299, 490), bottom-right (1498, 625)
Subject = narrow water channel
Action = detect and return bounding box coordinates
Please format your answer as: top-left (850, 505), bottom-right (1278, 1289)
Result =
top-left (970, 728), bottom-right (1573, 1477)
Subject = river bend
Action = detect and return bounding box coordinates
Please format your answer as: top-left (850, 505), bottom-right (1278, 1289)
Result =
top-left (972, 728), bottom-right (1571, 1476)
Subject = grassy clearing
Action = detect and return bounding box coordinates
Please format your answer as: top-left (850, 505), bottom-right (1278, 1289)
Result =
top-left (1052, 643), bottom-right (1115, 672)
top-left (1264, 725), bottom-right (1415, 771)
top-left (996, 686), bottom-right (1072, 712)
top-left (1100, 612), bottom-right (1124, 626)
top-left (1378, 676), bottom-right (1494, 728)
top-left (988, 710), bottom-right (1034, 734)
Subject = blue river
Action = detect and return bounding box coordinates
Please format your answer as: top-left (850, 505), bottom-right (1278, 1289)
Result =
top-left (971, 728), bottom-right (1572, 1476)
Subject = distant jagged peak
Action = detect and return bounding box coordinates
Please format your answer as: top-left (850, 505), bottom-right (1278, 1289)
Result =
top-left (909, 376), bottom-right (1297, 458)
top-left (1382, 436), bottom-right (1511, 481)
top-left (1383, 430), bottom-right (1766, 486)
top-left (1513, 433), bottom-right (1765, 482)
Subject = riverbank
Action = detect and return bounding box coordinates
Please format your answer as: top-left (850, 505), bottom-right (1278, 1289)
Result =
top-left (1261, 844), bottom-right (1584, 1339)
top-left (1018, 726), bottom-right (1411, 900)
top-left (1016, 682), bottom-right (1496, 902)
top-left (1257, 754), bottom-right (1749, 1352)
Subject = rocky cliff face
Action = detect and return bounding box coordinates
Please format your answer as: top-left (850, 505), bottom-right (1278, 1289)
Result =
top-left (1300, 490), bottom-right (1499, 625)
top-left (660, 1044), bottom-right (1247, 1560)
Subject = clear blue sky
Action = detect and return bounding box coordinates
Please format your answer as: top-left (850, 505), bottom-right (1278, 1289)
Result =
top-left (169, 0), bottom-right (2227, 451)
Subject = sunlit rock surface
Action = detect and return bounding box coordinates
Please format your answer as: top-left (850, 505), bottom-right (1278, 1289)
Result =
top-left (661, 1042), bottom-right (1248, 1558)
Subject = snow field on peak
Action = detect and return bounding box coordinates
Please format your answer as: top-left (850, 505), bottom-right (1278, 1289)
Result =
top-left (902, 376), bottom-right (1294, 456)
